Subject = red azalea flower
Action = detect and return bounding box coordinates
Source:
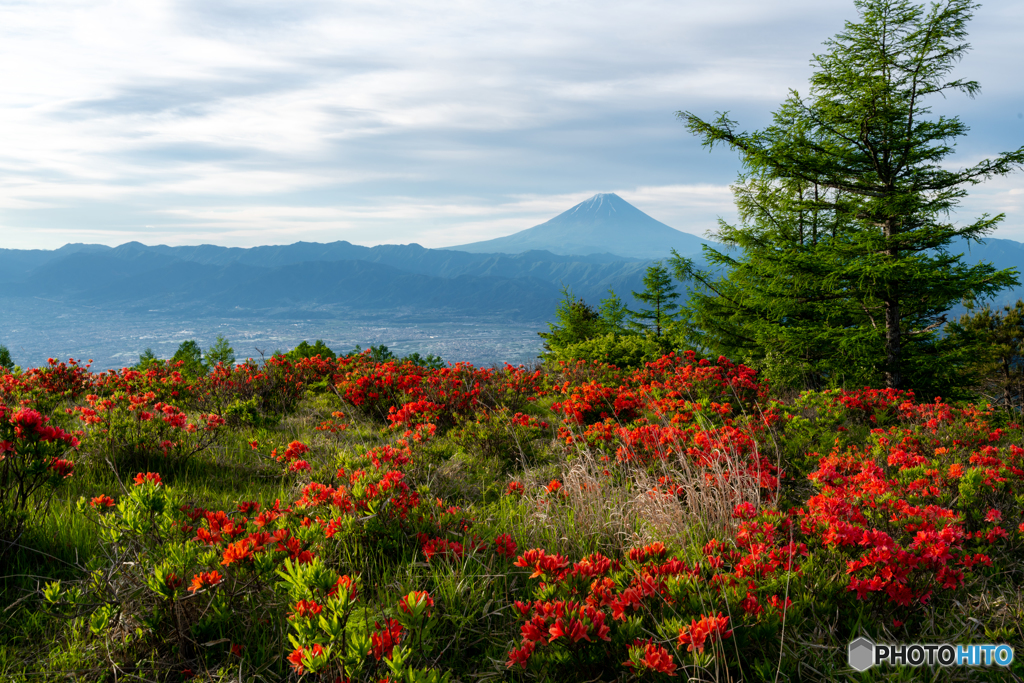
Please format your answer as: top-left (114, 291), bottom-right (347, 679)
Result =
top-left (189, 570), bottom-right (224, 592)
top-left (371, 619), bottom-right (403, 661)
top-left (624, 639), bottom-right (676, 675)
top-left (133, 472), bottom-right (162, 487)
top-left (506, 640), bottom-right (534, 669)
top-left (492, 533), bottom-right (518, 559)
top-left (291, 599), bottom-right (323, 619)
top-left (677, 613), bottom-right (732, 653)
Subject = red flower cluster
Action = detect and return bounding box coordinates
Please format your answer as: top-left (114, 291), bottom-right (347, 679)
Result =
top-left (189, 570), bottom-right (223, 593)
top-left (798, 414), bottom-right (1022, 608)
top-left (419, 534), bottom-right (465, 563)
top-left (624, 639), bottom-right (676, 675)
top-left (508, 598), bottom-right (612, 668)
top-left (628, 542), bottom-right (668, 564)
top-left (492, 533), bottom-right (518, 559)
top-left (371, 618), bottom-right (403, 660)
top-left (11, 408), bottom-right (80, 446)
top-left (287, 643), bottom-right (325, 675)
top-left (290, 599), bottom-right (323, 619)
top-left (90, 495), bottom-right (116, 509)
top-left (677, 613), bottom-right (732, 653)
top-left (505, 481), bottom-right (525, 496)
top-left (133, 472), bottom-right (162, 486)
top-left (514, 548), bottom-right (570, 581)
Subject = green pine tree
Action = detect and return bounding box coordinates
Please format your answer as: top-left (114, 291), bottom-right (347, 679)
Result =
top-left (598, 290), bottom-right (631, 335)
top-left (629, 263), bottom-right (680, 338)
top-left (538, 288), bottom-right (607, 359)
top-left (0, 345), bottom-right (13, 373)
top-left (137, 348), bottom-right (160, 371)
top-left (677, 0), bottom-right (1022, 390)
top-left (171, 340), bottom-right (206, 377)
top-left (286, 340), bottom-right (337, 362)
top-left (204, 335), bottom-right (236, 368)
top-left (947, 300), bottom-right (1024, 409)
top-left (669, 175), bottom-right (881, 389)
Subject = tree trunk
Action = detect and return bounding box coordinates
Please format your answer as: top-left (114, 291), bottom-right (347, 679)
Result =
top-left (884, 219), bottom-right (901, 389)
top-left (1002, 356), bottom-right (1011, 408)
top-left (885, 298), bottom-right (901, 389)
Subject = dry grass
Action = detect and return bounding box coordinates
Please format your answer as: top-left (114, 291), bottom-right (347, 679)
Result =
top-left (515, 423), bottom-right (772, 557)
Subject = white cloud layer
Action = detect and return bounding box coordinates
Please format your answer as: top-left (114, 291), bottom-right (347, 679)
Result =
top-left (1, 0), bottom-right (1022, 249)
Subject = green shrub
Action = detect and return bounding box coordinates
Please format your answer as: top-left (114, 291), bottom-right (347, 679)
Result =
top-left (545, 332), bottom-right (672, 369)
top-left (286, 339), bottom-right (337, 362)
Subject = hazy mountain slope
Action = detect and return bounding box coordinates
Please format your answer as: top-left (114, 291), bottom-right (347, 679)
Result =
top-left (10, 252), bottom-right (565, 320)
top-left (19, 250), bottom-right (188, 296)
top-left (954, 237), bottom-right (1024, 305)
top-left (11, 240), bottom-right (656, 314)
top-left (117, 240), bottom-right (638, 274)
top-left (0, 243), bottom-right (112, 283)
top-left (212, 261), bottom-right (562, 316)
top-left (445, 193), bottom-right (709, 259)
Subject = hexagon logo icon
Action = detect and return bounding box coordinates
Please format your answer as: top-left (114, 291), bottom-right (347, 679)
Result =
top-left (848, 637), bottom-right (875, 672)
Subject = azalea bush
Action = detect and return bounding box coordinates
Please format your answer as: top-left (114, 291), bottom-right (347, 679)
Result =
top-left (0, 403), bottom-right (78, 546)
top-left (1, 350), bottom-right (1021, 681)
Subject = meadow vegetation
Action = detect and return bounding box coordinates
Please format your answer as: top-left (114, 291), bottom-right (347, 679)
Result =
top-left (0, 342), bottom-right (1021, 681)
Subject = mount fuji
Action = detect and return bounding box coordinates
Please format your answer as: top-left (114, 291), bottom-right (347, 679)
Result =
top-left (444, 193), bottom-right (710, 260)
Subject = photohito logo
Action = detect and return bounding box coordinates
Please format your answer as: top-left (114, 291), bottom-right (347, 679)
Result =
top-left (848, 637), bottom-right (1015, 671)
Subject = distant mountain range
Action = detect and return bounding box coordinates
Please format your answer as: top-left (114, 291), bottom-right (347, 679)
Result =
top-left (0, 246), bottom-right (640, 321)
top-left (445, 193), bottom-right (709, 260)
top-left (2, 193), bottom-right (1024, 323)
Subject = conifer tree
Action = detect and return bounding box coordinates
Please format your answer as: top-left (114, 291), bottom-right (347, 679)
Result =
top-left (287, 340), bottom-right (337, 361)
top-left (538, 289), bottom-right (605, 357)
top-left (137, 348), bottom-right (160, 370)
top-left (171, 340), bottom-right (206, 377)
top-left (629, 263), bottom-right (680, 338)
top-left (598, 290), bottom-right (631, 335)
top-left (204, 335), bottom-right (236, 368)
top-left (947, 300), bottom-right (1024, 409)
top-left (677, 0), bottom-right (1023, 390)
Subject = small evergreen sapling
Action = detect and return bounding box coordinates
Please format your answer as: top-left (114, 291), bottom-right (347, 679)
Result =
top-left (204, 335), bottom-right (236, 368)
top-left (136, 348), bottom-right (160, 370)
top-left (171, 340), bottom-right (206, 377)
top-left (628, 263), bottom-right (679, 338)
top-left (0, 344), bottom-right (13, 373)
top-left (947, 300), bottom-right (1024, 409)
top-left (537, 288), bottom-right (606, 358)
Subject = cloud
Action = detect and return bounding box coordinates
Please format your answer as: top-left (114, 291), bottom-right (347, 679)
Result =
top-left (0, 0), bottom-right (1021, 249)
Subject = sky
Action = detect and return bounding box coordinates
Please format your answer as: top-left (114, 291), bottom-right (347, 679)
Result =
top-left (1, 0), bottom-right (1023, 251)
